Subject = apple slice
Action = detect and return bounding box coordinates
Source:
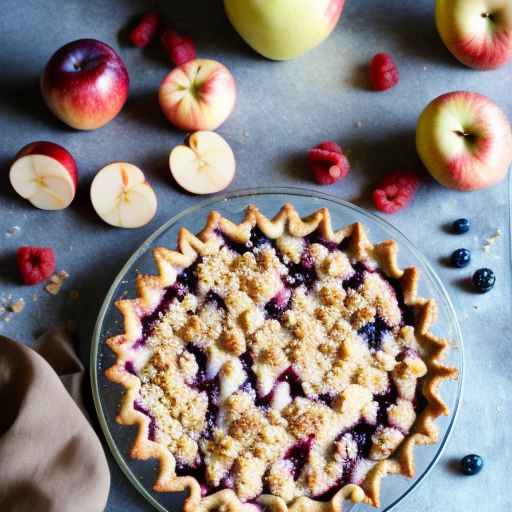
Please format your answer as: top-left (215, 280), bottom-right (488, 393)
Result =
top-left (90, 162), bottom-right (157, 228)
top-left (169, 131), bottom-right (235, 194)
top-left (9, 141), bottom-right (78, 210)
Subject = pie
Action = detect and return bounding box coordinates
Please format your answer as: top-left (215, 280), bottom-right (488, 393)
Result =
top-left (106, 204), bottom-right (457, 511)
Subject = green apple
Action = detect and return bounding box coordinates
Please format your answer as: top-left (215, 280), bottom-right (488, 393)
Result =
top-left (416, 91), bottom-right (512, 191)
top-left (224, 0), bottom-right (345, 61)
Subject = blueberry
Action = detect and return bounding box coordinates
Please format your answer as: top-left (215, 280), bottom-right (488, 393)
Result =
top-left (472, 268), bottom-right (495, 293)
top-left (450, 248), bottom-right (471, 268)
top-left (453, 218), bottom-right (470, 234)
top-left (460, 454), bottom-right (484, 476)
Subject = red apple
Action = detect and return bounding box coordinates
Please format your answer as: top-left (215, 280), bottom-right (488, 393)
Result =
top-left (10, 141), bottom-right (78, 210)
top-left (159, 59), bottom-right (236, 131)
top-left (416, 91), bottom-right (512, 191)
top-left (436, 0), bottom-right (512, 70)
top-left (41, 39), bottom-right (129, 130)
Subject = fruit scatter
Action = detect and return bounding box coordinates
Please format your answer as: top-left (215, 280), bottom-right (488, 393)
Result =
top-left (308, 141), bottom-right (350, 185)
top-left (372, 170), bottom-right (421, 214)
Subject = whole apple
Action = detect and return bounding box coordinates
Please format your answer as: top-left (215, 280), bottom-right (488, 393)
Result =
top-left (416, 91), bottom-right (512, 191)
top-left (41, 39), bottom-right (129, 130)
top-left (224, 0), bottom-right (345, 61)
top-left (159, 59), bottom-right (236, 132)
top-left (436, 0), bottom-right (512, 69)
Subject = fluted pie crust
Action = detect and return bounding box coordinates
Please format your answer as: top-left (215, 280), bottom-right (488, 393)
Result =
top-left (105, 204), bottom-right (458, 511)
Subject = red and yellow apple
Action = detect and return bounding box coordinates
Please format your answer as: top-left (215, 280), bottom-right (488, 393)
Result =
top-left (10, 141), bottom-right (78, 210)
top-left (224, 0), bottom-right (345, 60)
top-left (41, 39), bottom-right (129, 130)
top-left (436, 0), bottom-right (512, 69)
top-left (416, 91), bottom-right (512, 191)
top-left (159, 59), bottom-right (236, 132)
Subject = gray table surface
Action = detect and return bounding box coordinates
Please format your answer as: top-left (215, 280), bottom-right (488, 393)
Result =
top-left (1, 0), bottom-right (511, 510)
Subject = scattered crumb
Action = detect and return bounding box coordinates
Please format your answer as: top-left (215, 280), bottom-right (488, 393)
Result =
top-left (5, 226), bottom-right (20, 237)
top-left (483, 228), bottom-right (502, 253)
top-left (69, 289), bottom-right (80, 300)
top-left (0, 295), bottom-right (25, 322)
top-left (354, 120), bottom-right (363, 128)
top-left (243, 130), bottom-right (249, 138)
top-left (10, 298), bottom-right (25, 314)
top-left (32, 294), bottom-right (38, 302)
top-left (46, 283), bottom-right (59, 295)
top-left (45, 270), bottom-right (69, 295)
top-left (423, 66), bottom-right (428, 71)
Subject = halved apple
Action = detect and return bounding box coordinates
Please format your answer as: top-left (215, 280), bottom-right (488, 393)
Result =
top-left (169, 131), bottom-right (236, 194)
top-left (90, 162), bottom-right (157, 228)
top-left (10, 141), bottom-right (78, 210)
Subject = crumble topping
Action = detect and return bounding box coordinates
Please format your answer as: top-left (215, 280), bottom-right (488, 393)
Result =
top-left (128, 229), bottom-right (428, 502)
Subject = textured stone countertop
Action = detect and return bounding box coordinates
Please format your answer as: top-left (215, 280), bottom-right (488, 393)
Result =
top-left (1, 0), bottom-right (511, 510)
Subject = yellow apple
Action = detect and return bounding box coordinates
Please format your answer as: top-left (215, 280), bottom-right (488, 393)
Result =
top-left (224, 0), bottom-right (345, 61)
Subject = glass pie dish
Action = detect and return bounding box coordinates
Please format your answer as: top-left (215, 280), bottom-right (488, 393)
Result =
top-left (91, 187), bottom-right (463, 512)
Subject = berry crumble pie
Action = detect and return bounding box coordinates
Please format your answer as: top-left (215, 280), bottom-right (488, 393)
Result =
top-left (106, 204), bottom-right (457, 511)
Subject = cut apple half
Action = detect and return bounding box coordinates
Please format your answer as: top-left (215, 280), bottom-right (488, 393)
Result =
top-left (9, 141), bottom-right (78, 210)
top-left (169, 131), bottom-right (236, 194)
top-left (90, 162), bottom-right (157, 228)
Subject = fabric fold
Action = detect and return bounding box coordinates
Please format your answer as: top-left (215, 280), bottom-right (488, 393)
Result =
top-left (0, 327), bottom-right (110, 512)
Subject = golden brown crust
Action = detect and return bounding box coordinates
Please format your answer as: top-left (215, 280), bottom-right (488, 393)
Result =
top-left (105, 203), bottom-right (457, 511)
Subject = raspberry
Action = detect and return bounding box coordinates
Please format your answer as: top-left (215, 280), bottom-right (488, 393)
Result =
top-left (372, 170), bottom-right (420, 214)
top-left (308, 141), bottom-right (350, 186)
top-left (161, 30), bottom-right (196, 66)
top-left (129, 11), bottom-right (161, 48)
top-left (17, 246), bottom-right (56, 285)
top-left (370, 53), bottom-right (399, 91)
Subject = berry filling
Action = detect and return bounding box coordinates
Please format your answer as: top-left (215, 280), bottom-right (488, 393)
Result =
top-left (186, 344), bottom-right (220, 438)
top-left (134, 401), bottom-right (157, 441)
top-left (284, 435), bottom-right (315, 480)
top-left (265, 288), bottom-right (292, 320)
top-left (136, 260), bottom-right (200, 347)
top-left (357, 316), bottom-right (390, 351)
top-left (342, 262), bottom-right (366, 290)
top-left (205, 290), bottom-right (226, 310)
top-left (374, 383), bottom-right (399, 426)
top-left (284, 260), bottom-right (316, 289)
top-left (124, 360), bottom-right (137, 376)
top-left (277, 367), bottom-right (305, 400)
top-left (306, 233), bottom-right (339, 252)
top-left (249, 227), bottom-right (272, 249)
top-left (218, 228), bottom-right (273, 255)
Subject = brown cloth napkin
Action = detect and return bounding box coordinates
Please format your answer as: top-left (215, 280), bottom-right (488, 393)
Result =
top-left (0, 327), bottom-right (110, 512)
